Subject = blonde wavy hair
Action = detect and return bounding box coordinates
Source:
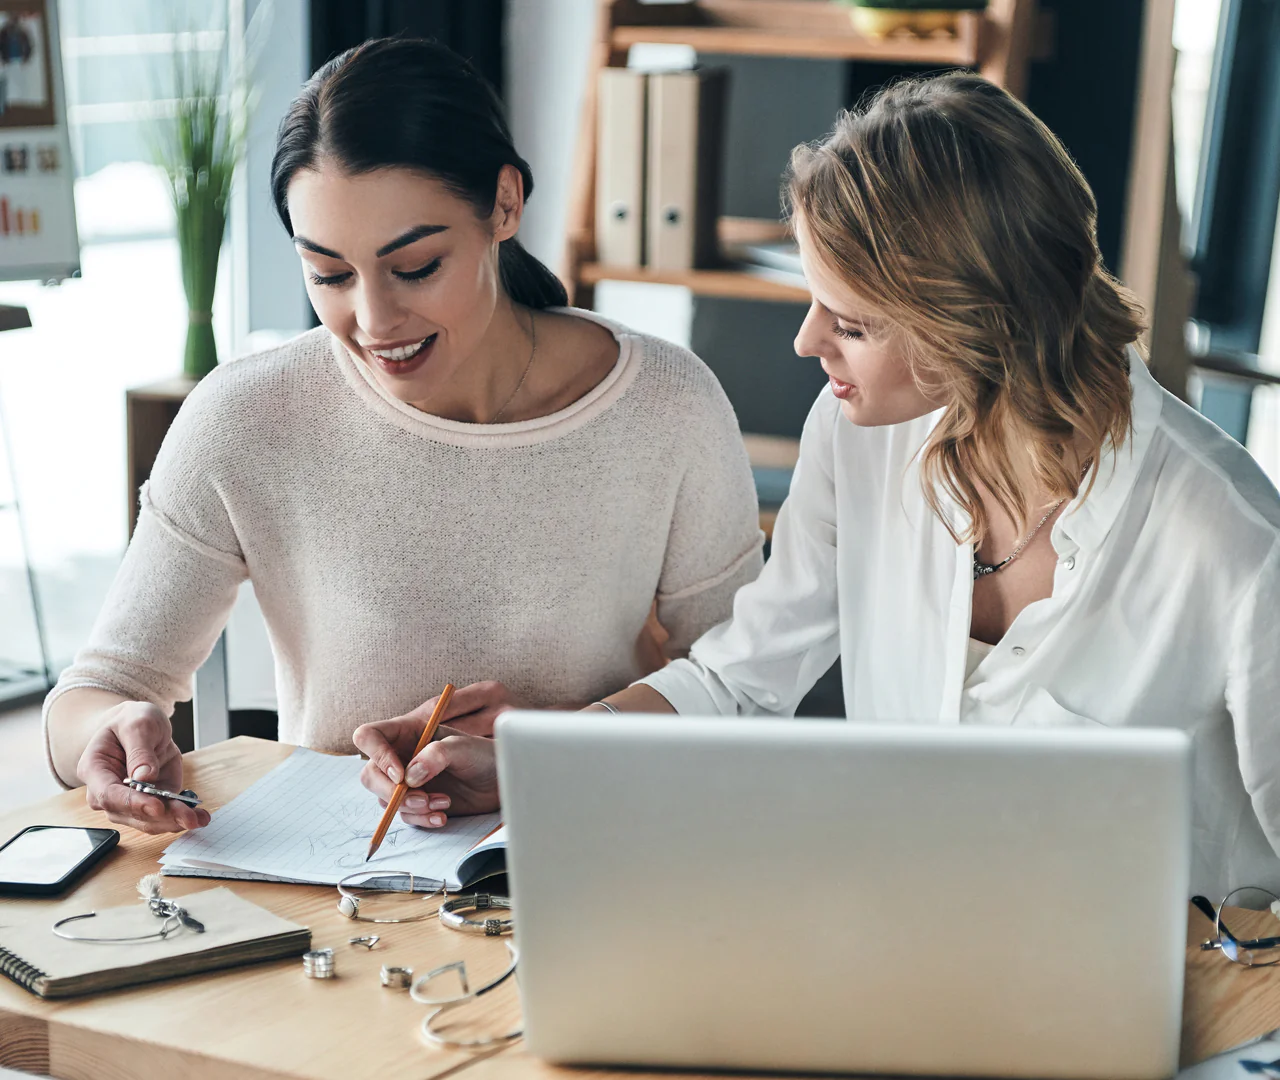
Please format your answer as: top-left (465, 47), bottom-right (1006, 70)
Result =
top-left (785, 73), bottom-right (1145, 542)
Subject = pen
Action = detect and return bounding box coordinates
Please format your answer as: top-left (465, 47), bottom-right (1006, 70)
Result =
top-left (365, 683), bottom-right (455, 862)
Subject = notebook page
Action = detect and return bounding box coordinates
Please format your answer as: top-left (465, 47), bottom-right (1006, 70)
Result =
top-left (161, 748), bottom-right (502, 891)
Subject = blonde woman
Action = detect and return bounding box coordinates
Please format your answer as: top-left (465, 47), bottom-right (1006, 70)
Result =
top-left (396, 74), bottom-right (1280, 899)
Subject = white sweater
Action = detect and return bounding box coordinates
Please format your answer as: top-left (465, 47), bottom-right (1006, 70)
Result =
top-left (45, 310), bottom-right (763, 762)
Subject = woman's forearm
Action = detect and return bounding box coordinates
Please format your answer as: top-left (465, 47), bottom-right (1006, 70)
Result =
top-left (45, 687), bottom-right (132, 787)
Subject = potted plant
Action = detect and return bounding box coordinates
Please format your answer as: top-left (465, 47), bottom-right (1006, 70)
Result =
top-left (150, 37), bottom-right (248, 381)
top-left (839, 0), bottom-right (988, 39)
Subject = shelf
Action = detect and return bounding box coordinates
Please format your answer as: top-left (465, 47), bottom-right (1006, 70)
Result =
top-left (743, 433), bottom-right (800, 470)
top-left (612, 1), bottom-right (980, 64)
top-left (580, 262), bottom-right (809, 303)
top-left (126, 377), bottom-right (199, 403)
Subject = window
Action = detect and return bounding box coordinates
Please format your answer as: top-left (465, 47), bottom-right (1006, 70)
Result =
top-left (0, 0), bottom-right (235, 686)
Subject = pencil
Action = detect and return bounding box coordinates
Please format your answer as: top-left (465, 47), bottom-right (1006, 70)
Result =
top-left (365, 683), bottom-right (455, 861)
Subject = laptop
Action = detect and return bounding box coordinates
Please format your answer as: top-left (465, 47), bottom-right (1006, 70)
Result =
top-left (495, 713), bottom-right (1191, 1080)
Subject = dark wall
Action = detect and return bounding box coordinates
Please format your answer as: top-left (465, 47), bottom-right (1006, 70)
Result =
top-left (309, 0), bottom-right (505, 94)
top-left (693, 2), bottom-right (1148, 446)
top-left (838, 0), bottom-right (1146, 275)
top-left (1025, 0), bottom-right (1145, 277)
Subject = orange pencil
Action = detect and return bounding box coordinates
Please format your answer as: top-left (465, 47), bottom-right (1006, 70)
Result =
top-left (365, 683), bottom-right (455, 861)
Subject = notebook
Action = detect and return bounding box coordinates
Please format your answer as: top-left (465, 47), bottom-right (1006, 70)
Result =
top-left (161, 748), bottom-right (507, 892)
top-left (0, 886), bottom-right (310, 998)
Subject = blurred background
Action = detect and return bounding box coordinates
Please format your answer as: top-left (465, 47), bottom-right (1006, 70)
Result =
top-left (2, 0), bottom-right (1276, 806)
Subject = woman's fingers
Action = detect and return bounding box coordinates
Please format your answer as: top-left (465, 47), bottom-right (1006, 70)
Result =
top-left (401, 792), bottom-right (450, 813)
top-left (359, 759), bottom-right (400, 802)
top-left (352, 723), bottom-right (406, 784)
top-left (92, 782), bottom-right (186, 833)
top-left (440, 707), bottom-right (508, 737)
top-left (399, 806), bottom-right (450, 828)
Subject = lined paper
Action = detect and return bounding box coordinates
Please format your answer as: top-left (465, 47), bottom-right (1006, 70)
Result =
top-left (161, 748), bottom-right (502, 891)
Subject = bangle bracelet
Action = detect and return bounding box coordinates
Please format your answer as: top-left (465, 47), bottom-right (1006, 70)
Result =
top-left (438, 893), bottom-right (513, 936)
top-left (591, 700), bottom-right (619, 714)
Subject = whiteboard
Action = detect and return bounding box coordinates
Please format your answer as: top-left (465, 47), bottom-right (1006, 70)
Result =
top-left (0, 0), bottom-right (78, 283)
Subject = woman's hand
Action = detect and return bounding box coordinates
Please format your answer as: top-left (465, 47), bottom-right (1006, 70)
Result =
top-left (353, 710), bottom-right (501, 827)
top-left (414, 680), bottom-right (530, 737)
top-left (77, 702), bottom-right (210, 834)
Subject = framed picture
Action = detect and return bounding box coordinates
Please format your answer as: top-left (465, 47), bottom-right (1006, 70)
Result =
top-left (0, 0), bottom-right (55, 129)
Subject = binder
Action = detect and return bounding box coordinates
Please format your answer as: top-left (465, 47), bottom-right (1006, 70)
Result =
top-left (645, 68), bottom-right (729, 271)
top-left (595, 68), bottom-right (648, 267)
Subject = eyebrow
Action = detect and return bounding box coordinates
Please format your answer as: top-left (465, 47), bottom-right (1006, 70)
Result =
top-left (375, 224), bottom-right (449, 257)
top-left (292, 224), bottom-right (450, 262)
top-left (822, 299), bottom-right (874, 327)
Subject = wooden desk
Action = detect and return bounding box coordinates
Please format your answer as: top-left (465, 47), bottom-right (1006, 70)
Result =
top-left (0, 738), bottom-right (520, 1080)
top-left (2, 737), bottom-right (1279, 1080)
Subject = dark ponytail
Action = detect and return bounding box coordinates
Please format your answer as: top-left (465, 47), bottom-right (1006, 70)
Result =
top-left (270, 37), bottom-right (568, 310)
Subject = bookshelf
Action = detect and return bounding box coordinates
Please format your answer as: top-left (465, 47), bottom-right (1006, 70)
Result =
top-left (564, 0), bottom-right (1045, 535)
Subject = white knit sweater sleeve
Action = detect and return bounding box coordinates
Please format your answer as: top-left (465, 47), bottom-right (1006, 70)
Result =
top-left (642, 389), bottom-right (841, 714)
top-left (653, 356), bottom-right (764, 655)
top-left (43, 371), bottom-right (248, 725)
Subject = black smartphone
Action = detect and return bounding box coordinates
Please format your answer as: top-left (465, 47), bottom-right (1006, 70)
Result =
top-left (0, 825), bottom-right (120, 896)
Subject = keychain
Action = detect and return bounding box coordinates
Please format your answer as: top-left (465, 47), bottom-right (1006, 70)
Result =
top-left (124, 778), bottom-right (202, 807)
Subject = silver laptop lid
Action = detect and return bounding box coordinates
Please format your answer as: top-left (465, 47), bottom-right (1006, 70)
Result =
top-left (496, 714), bottom-right (1190, 1080)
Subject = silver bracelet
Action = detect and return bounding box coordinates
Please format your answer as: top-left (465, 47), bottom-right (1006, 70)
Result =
top-left (591, 700), bottom-right (619, 714)
top-left (438, 893), bottom-right (513, 936)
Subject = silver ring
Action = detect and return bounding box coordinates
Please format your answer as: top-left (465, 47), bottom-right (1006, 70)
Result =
top-left (381, 964), bottom-right (413, 989)
top-left (438, 894), bottom-right (513, 936)
top-left (302, 948), bottom-right (336, 979)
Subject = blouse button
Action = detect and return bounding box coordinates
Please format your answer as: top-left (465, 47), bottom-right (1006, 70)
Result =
top-left (1011, 646), bottom-right (1027, 657)
top-left (1063, 555), bottom-right (1077, 571)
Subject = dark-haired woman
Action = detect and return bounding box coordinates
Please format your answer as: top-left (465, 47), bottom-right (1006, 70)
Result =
top-left (44, 38), bottom-right (762, 833)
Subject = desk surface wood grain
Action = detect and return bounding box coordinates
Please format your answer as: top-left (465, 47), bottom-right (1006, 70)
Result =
top-left (2, 736), bottom-right (1280, 1080)
top-left (0, 737), bottom-right (519, 1080)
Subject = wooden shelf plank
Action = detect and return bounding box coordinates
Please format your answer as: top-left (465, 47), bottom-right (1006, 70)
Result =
top-left (580, 262), bottom-right (809, 303)
top-left (613, 24), bottom-right (978, 64)
top-left (743, 433), bottom-right (801, 469)
top-left (612, 4), bottom-right (980, 64)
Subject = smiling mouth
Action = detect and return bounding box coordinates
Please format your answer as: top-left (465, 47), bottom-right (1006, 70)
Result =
top-left (366, 334), bottom-right (437, 364)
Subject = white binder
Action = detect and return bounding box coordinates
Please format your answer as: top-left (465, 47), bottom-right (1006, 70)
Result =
top-left (645, 68), bottom-right (728, 271)
top-left (595, 68), bottom-right (648, 267)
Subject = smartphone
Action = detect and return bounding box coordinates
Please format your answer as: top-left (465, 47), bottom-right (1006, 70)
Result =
top-left (0, 825), bottom-right (120, 896)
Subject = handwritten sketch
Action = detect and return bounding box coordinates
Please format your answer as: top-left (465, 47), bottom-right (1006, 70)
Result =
top-left (161, 748), bottom-right (502, 891)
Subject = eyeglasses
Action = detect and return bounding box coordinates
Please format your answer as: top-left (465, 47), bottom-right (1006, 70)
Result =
top-left (1192, 888), bottom-right (1280, 967)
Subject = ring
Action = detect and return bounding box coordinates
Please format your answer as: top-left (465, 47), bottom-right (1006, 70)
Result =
top-left (381, 964), bottom-right (413, 989)
top-left (438, 894), bottom-right (513, 936)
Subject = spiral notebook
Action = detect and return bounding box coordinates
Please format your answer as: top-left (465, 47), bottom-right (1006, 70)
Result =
top-left (160, 748), bottom-right (507, 892)
top-left (0, 886), bottom-right (310, 998)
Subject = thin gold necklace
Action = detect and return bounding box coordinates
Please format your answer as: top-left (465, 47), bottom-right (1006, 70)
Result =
top-left (488, 311), bottom-right (537, 425)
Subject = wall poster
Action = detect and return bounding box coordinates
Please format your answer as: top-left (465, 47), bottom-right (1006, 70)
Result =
top-left (0, 0), bottom-right (78, 282)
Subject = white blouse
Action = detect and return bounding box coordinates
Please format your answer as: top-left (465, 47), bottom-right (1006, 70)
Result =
top-left (642, 353), bottom-right (1280, 898)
